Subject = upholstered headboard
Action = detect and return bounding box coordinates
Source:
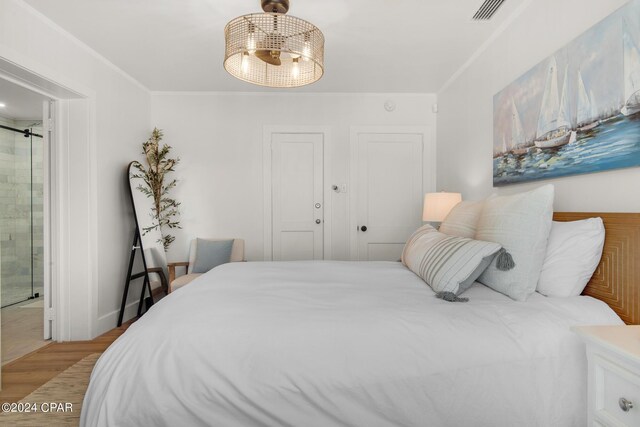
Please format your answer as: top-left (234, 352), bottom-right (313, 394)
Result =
top-left (554, 212), bottom-right (640, 325)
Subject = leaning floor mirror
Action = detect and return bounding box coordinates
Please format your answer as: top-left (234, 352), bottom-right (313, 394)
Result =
top-left (117, 161), bottom-right (169, 326)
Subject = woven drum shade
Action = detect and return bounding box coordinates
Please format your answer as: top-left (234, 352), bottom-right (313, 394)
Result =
top-left (224, 13), bottom-right (324, 88)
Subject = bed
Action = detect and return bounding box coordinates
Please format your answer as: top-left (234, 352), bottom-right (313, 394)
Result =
top-left (80, 213), bottom-right (640, 427)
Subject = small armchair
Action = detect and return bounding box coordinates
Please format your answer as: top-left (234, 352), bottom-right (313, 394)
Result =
top-left (168, 238), bottom-right (245, 293)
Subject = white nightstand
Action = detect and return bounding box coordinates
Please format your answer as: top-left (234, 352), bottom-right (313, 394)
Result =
top-left (573, 325), bottom-right (640, 427)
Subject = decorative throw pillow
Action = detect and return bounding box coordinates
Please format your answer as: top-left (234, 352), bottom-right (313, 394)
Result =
top-left (191, 239), bottom-right (234, 274)
top-left (401, 224), bottom-right (434, 265)
top-left (537, 218), bottom-right (605, 297)
top-left (476, 184), bottom-right (554, 301)
top-left (439, 200), bottom-right (485, 238)
top-left (402, 224), bottom-right (502, 295)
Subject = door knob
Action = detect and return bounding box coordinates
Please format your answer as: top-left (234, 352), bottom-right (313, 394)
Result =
top-left (315, 203), bottom-right (321, 208)
top-left (315, 219), bottom-right (321, 224)
top-left (360, 226), bottom-right (367, 232)
top-left (619, 397), bottom-right (634, 412)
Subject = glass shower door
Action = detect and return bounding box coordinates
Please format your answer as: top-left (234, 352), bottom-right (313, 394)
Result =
top-left (0, 122), bottom-right (43, 307)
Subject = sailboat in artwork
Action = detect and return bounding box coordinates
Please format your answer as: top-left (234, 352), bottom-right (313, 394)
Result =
top-left (494, 135), bottom-right (507, 158)
top-left (621, 21), bottom-right (640, 117)
top-left (590, 90), bottom-right (598, 120)
top-left (510, 100), bottom-right (529, 155)
top-left (535, 59), bottom-right (575, 149)
top-left (576, 71), bottom-right (599, 131)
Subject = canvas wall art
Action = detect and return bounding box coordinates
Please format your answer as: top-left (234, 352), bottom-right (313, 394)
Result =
top-left (493, 0), bottom-right (640, 186)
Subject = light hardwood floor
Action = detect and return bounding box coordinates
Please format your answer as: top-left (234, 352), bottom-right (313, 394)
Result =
top-left (0, 320), bottom-right (133, 403)
top-left (2, 298), bottom-right (48, 365)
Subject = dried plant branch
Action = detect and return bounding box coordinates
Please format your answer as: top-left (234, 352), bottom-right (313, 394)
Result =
top-left (134, 127), bottom-right (181, 250)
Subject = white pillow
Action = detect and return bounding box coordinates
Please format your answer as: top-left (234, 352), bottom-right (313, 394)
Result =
top-left (439, 200), bottom-right (484, 238)
top-left (536, 218), bottom-right (605, 297)
top-left (402, 224), bottom-right (502, 295)
top-left (476, 184), bottom-right (554, 301)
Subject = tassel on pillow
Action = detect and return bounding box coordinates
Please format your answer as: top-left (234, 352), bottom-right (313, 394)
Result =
top-left (496, 248), bottom-right (515, 271)
top-left (435, 292), bottom-right (469, 303)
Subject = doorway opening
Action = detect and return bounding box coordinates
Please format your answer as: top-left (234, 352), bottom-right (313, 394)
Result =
top-left (0, 78), bottom-right (51, 364)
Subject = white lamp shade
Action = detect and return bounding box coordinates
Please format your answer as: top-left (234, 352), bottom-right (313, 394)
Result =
top-left (423, 192), bottom-right (462, 222)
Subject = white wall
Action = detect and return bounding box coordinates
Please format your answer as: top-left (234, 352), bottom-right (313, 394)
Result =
top-left (0, 0), bottom-right (151, 338)
top-left (436, 0), bottom-right (640, 211)
top-left (151, 92), bottom-right (436, 262)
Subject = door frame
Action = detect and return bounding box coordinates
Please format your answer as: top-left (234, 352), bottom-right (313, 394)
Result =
top-left (263, 125), bottom-right (332, 261)
top-left (349, 126), bottom-right (436, 261)
top-left (0, 53), bottom-right (98, 342)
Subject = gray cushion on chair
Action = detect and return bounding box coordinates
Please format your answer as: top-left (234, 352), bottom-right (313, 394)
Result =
top-left (190, 239), bottom-right (234, 273)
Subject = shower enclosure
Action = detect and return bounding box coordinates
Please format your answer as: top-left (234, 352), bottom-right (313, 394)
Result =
top-left (0, 119), bottom-right (43, 307)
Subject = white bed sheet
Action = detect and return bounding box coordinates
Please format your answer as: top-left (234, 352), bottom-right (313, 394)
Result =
top-left (81, 261), bottom-right (622, 427)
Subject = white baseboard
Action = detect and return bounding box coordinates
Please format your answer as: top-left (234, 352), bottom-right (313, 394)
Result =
top-left (95, 285), bottom-right (165, 338)
top-left (95, 300), bottom-right (141, 337)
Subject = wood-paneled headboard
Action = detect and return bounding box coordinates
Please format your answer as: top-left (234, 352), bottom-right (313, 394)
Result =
top-left (554, 212), bottom-right (640, 325)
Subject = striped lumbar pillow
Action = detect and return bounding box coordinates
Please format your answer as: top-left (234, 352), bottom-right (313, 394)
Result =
top-left (402, 225), bottom-right (502, 295)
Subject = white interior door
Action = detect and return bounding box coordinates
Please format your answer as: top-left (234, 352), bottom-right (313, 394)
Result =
top-left (272, 133), bottom-right (324, 260)
top-left (354, 132), bottom-right (425, 261)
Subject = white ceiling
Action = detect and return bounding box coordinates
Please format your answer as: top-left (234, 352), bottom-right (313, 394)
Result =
top-left (24, 0), bottom-right (525, 93)
top-left (0, 79), bottom-right (48, 121)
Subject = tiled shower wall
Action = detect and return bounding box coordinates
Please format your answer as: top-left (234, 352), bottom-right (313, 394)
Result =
top-left (0, 118), bottom-right (43, 307)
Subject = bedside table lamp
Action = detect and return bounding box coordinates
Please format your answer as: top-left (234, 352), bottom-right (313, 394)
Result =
top-left (423, 192), bottom-right (462, 224)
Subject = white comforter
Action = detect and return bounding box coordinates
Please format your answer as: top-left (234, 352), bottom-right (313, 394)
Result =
top-left (81, 261), bottom-right (622, 427)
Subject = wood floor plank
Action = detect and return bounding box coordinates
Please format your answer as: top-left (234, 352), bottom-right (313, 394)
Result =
top-left (0, 320), bottom-right (133, 403)
top-left (1, 300), bottom-right (47, 364)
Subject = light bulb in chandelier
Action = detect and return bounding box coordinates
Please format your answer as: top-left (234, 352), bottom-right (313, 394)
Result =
top-left (247, 23), bottom-right (256, 54)
top-left (302, 32), bottom-right (311, 62)
top-left (241, 52), bottom-right (250, 74)
top-left (291, 57), bottom-right (300, 79)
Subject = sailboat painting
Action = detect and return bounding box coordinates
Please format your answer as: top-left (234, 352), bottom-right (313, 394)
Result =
top-left (493, 0), bottom-right (640, 186)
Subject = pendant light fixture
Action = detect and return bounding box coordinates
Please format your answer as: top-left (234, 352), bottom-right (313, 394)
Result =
top-left (224, 0), bottom-right (324, 88)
